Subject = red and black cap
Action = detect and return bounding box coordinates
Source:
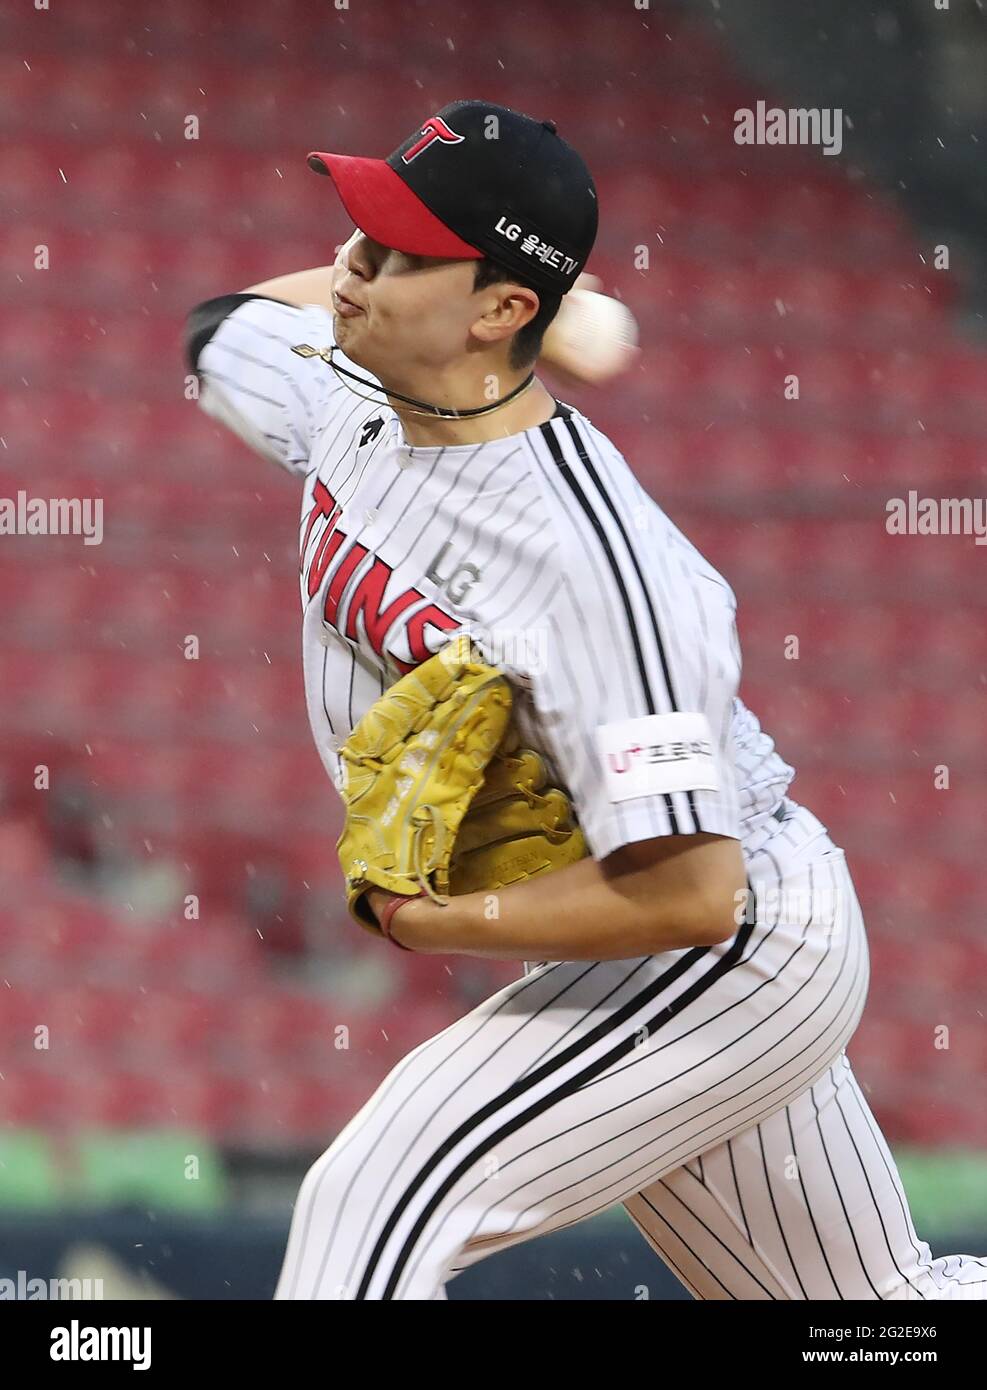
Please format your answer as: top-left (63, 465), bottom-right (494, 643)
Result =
top-left (307, 99), bottom-right (597, 295)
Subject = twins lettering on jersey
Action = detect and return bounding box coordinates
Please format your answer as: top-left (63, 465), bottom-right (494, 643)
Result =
top-left (300, 478), bottom-right (459, 672)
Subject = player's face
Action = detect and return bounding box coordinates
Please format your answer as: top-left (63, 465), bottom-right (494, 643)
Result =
top-left (331, 231), bottom-right (515, 382)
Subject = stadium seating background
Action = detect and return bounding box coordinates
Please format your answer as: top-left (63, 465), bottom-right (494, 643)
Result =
top-left (1, 0), bottom-right (984, 1270)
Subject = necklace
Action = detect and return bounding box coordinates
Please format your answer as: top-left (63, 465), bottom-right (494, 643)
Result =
top-left (291, 342), bottom-right (536, 419)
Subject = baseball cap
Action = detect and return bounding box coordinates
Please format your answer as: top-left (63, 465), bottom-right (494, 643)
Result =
top-left (307, 99), bottom-right (598, 295)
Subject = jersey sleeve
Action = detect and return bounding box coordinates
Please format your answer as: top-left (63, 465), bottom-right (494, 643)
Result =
top-left (527, 563), bottom-right (742, 860)
top-left (508, 425), bottom-right (744, 861)
top-left (185, 294), bottom-right (339, 477)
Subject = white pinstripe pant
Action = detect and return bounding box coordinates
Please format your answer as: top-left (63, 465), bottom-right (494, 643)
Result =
top-left (276, 823), bottom-right (987, 1300)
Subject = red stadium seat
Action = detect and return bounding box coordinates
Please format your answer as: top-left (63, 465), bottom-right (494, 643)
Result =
top-left (72, 145), bottom-right (146, 213)
top-left (759, 179), bottom-right (848, 241)
top-left (689, 178), bottom-right (762, 241)
top-left (223, 990), bottom-right (338, 1065)
top-left (849, 1018), bottom-right (927, 1083)
top-left (0, 1068), bottom-right (74, 1128)
top-left (0, 4), bottom-right (983, 1158)
top-left (154, 1071), bottom-right (248, 1135)
top-left (0, 986), bottom-right (49, 1050)
top-left (897, 1086), bottom-right (986, 1148)
top-left (136, 919), bottom-right (263, 990)
top-left (44, 985), bottom-right (135, 1055)
top-left (237, 1071), bottom-right (372, 1145)
top-left (127, 989), bottom-right (232, 1062)
top-left (0, 58), bottom-right (40, 139)
top-left (761, 265), bottom-right (858, 336)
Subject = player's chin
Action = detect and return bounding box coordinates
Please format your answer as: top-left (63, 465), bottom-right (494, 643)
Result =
top-left (340, 337), bottom-right (375, 373)
top-left (332, 308), bottom-right (362, 336)
top-left (333, 312), bottom-right (368, 352)
top-left (338, 327), bottom-right (382, 374)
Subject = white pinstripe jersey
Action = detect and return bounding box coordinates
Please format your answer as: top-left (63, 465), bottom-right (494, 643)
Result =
top-left (196, 296), bottom-right (797, 860)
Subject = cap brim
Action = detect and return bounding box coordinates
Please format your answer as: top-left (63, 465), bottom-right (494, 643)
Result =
top-left (307, 152), bottom-right (483, 260)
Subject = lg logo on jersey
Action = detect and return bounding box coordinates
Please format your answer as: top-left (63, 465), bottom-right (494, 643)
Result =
top-left (426, 542), bottom-right (481, 605)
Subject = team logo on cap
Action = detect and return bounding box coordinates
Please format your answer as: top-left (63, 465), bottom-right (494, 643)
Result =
top-left (401, 116), bottom-right (465, 163)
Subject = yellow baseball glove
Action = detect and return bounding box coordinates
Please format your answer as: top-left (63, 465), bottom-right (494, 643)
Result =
top-left (445, 729), bottom-right (587, 896)
top-left (336, 634), bottom-right (586, 935)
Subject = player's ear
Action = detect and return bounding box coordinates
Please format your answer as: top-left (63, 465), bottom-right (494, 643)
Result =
top-left (469, 284), bottom-right (539, 349)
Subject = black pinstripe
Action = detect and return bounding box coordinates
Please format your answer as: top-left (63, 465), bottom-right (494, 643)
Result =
top-left (199, 306), bottom-right (973, 1303)
top-left (430, 894), bottom-right (865, 1272)
top-left (757, 1122), bottom-right (808, 1298)
top-left (638, 1188), bottom-right (739, 1298)
top-left (631, 1198), bottom-right (706, 1299)
top-left (408, 867), bottom-right (859, 1278)
top-left (536, 419), bottom-right (687, 834)
top-left (841, 1057), bottom-right (962, 1285)
top-left (310, 960), bottom-right (627, 1296)
top-left (339, 956), bottom-right (655, 1294)
top-left (295, 958), bottom-right (591, 1299)
top-left (560, 415), bottom-right (704, 833)
top-left (422, 955), bottom-right (868, 1301)
top-left (355, 924), bottom-right (754, 1299)
top-left (336, 960), bottom-right (654, 1293)
top-left (784, 1103), bottom-right (844, 1298)
top-left (831, 1064), bottom-right (927, 1297)
top-left (572, 860), bottom-right (800, 1093)
top-left (727, 1137), bottom-right (753, 1244)
top-left (650, 1177), bottom-right (777, 1298)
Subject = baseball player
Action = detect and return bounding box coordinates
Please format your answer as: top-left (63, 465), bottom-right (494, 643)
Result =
top-left (185, 100), bottom-right (986, 1301)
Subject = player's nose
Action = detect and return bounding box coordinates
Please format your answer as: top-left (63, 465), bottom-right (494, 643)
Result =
top-left (344, 231), bottom-right (379, 282)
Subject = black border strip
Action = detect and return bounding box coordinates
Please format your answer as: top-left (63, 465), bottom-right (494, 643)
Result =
top-left (537, 419), bottom-right (685, 834)
top-left (561, 415), bottom-right (704, 832)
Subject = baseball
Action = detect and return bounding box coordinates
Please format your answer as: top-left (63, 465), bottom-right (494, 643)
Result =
top-left (541, 282), bottom-right (639, 385)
